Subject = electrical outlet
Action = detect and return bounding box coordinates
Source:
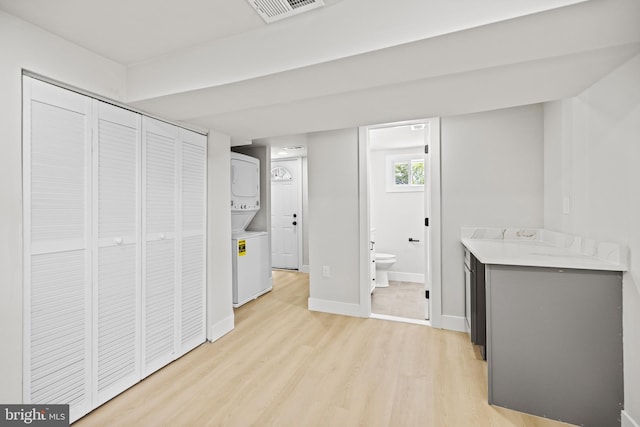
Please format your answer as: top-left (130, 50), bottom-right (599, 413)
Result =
top-left (322, 265), bottom-right (331, 278)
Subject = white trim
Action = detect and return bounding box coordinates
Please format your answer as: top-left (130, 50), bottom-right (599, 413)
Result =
top-left (207, 314), bottom-right (235, 342)
top-left (427, 117), bottom-right (442, 328)
top-left (387, 271), bottom-right (424, 283)
top-left (308, 298), bottom-right (363, 318)
top-left (359, 118), bottom-right (442, 328)
top-left (358, 127), bottom-right (372, 318)
top-left (295, 157), bottom-right (304, 271)
top-left (370, 313), bottom-right (431, 326)
top-left (22, 76), bottom-right (33, 404)
top-left (622, 410), bottom-right (640, 427)
top-left (299, 265), bottom-right (310, 273)
top-left (441, 315), bottom-right (468, 333)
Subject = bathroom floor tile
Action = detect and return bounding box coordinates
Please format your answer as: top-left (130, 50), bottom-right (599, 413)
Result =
top-left (371, 281), bottom-right (426, 320)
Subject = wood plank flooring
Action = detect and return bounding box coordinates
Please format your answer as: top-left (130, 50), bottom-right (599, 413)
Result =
top-left (75, 270), bottom-right (575, 427)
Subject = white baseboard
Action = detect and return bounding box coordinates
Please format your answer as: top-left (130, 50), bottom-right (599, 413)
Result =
top-left (308, 298), bottom-right (362, 318)
top-left (622, 410), bottom-right (640, 427)
top-left (441, 315), bottom-right (468, 333)
top-left (299, 264), bottom-right (310, 273)
top-left (387, 271), bottom-right (424, 283)
top-left (207, 313), bottom-right (234, 342)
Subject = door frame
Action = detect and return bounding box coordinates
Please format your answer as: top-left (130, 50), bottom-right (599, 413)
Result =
top-left (271, 157), bottom-right (304, 270)
top-left (358, 118), bottom-right (442, 327)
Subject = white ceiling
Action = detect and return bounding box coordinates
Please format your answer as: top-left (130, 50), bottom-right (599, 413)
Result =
top-left (1, 0), bottom-right (639, 142)
top-left (0, 0), bottom-right (342, 65)
top-left (0, 0), bottom-right (268, 65)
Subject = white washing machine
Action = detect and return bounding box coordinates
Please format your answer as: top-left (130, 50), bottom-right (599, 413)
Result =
top-left (232, 231), bottom-right (270, 307)
top-left (230, 152), bottom-right (271, 307)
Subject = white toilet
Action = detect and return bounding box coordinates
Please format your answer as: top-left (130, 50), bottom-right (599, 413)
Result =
top-left (375, 252), bottom-right (396, 288)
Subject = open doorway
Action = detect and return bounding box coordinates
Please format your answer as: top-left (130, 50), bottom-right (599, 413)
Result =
top-left (358, 118), bottom-right (441, 326)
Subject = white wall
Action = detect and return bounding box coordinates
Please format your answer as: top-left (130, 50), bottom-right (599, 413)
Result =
top-left (307, 128), bottom-right (362, 316)
top-left (370, 147), bottom-right (424, 280)
top-left (543, 54), bottom-right (640, 426)
top-left (440, 105), bottom-right (545, 324)
top-left (207, 131), bottom-right (234, 341)
top-left (0, 11), bottom-right (126, 404)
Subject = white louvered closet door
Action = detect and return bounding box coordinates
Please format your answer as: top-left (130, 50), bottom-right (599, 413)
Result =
top-left (23, 77), bottom-right (93, 422)
top-left (142, 117), bottom-right (179, 377)
top-left (179, 130), bottom-right (207, 354)
top-left (93, 102), bottom-right (142, 404)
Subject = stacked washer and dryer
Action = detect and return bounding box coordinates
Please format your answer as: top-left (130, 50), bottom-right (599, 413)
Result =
top-left (230, 152), bottom-right (272, 307)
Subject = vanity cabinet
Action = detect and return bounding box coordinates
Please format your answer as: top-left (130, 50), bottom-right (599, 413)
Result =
top-left (486, 265), bottom-right (623, 427)
top-left (464, 249), bottom-right (486, 359)
top-left (461, 227), bottom-right (626, 427)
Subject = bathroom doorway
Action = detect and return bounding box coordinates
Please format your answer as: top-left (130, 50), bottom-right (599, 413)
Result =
top-left (358, 118), bottom-right (441, 326)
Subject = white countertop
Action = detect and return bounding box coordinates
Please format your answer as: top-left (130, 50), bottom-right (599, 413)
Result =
top-left (461, 228), bottom-right (627, 271)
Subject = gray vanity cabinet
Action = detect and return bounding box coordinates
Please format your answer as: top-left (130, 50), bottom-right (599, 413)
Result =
top-left (486, 265), bottom-right (623, 427)
top-left (470, 253), bottom-right (486, 359)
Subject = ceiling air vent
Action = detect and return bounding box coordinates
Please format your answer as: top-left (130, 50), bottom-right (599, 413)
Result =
top-left (248, 0), bottom-right (325, 23)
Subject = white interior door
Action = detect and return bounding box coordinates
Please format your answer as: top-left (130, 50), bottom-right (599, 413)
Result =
top-left (23, 77), bottom-right (93, 421)
top-left (271, 158), bottom-right (301, 270)
top-left (423, 128), bottom-right (432, 321)
top-left (93, 101), bottom-right (141, 404)
top-left (142, 117), bottom-right (178, 377)
top-left (424, 118), bottom-right (441, 323)
top-left (179, 129), bottom-right (207, 354)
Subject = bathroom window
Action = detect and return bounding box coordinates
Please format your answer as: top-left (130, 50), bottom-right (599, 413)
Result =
top-left (386, 154), bottom-right (424, 192)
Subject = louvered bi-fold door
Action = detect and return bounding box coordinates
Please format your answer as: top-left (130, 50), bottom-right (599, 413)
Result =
top-left (23, 77), bottom-right (92, 422)
top-left (142, 117), bottom-right (179, 377)
top-left (179, 129), bottom-right (207, 354)
top-left (93, 102), bottom-right (142, 404)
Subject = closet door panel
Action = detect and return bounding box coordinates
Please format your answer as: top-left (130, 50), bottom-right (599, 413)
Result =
top-left (179, 130), bottom-right (207, 354)
top-left (30, 97), bottom-right (87, 250)
top-left (30, 251), bottom-right (86, 405)
top-left (94, 102), bottom-right (141, 404)
top-left (142, 117), bottom-right (179, 376)
top-left (144, 239), bottom-right (176, 366)
top-left (24, 77), bottom-right (92, 422)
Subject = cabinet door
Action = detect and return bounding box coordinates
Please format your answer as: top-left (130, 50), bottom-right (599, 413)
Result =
top-left (179, 129), bottom-right (207, 354)
top-left (23, 77), bottom-right (92, 422)
top-left (142, 117), bottom-right (179, 377)
top-left (93, 102), bottom-right (142, 404)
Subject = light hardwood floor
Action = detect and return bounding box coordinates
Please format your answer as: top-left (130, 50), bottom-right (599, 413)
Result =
top-left (75, 270), bottom-right (575, 427)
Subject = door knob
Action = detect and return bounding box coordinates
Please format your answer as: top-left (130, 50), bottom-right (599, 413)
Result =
top-left (293, 213), bottom-right (297, 218)
top-left (292, 221), bottom-right (297, 226)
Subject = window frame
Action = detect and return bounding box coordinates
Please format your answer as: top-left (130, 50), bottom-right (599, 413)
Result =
top-left (385, 153), bottom-right (425, 193)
